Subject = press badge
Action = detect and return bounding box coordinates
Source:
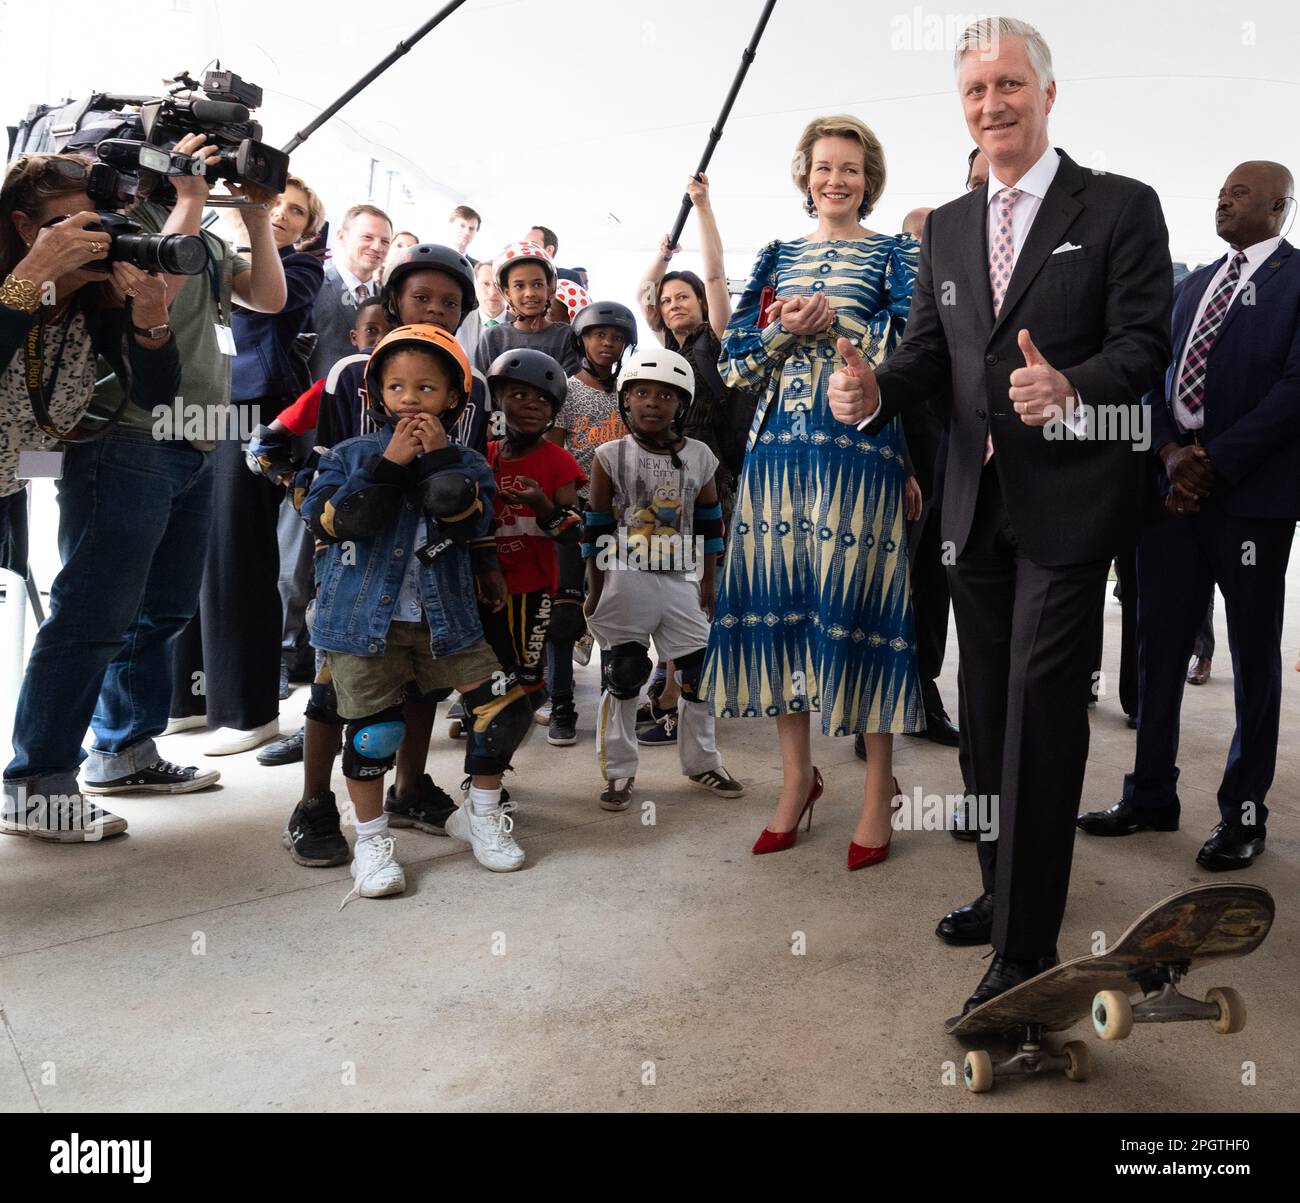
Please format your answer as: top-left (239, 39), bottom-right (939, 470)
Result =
top-left (18, 450), bottom-right (64, 479)
top-left (215, 323), bottom-right (238, 356)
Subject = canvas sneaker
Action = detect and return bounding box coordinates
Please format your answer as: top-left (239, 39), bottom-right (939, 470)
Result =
top-left (1, 793), bottom-right (128, 843)
top-left (637, 709), bottom-right (679, 746)
top-left (82, 758), bottom-right (219, 795)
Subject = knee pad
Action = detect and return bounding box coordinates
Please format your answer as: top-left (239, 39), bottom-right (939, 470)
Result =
top-left (604, 641), bottom-right (653, 700)
top-left (460, 678), bottom-right (533, 776)
top-left (342, 706), bottom-right (405, 780)
top-left (305, 677), bottom-right (341, 724)
top-left (675, 648), bottom-right (707, 704)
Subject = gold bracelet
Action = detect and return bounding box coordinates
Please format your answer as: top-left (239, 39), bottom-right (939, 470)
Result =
top-left (0, 274), bottom-right (42, 313)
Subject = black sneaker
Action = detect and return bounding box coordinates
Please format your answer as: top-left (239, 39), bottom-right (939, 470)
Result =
top-left (257, 726), bottom-right (305, 766)
top-left (637, 709), bottom-right (679, 746)
top-left (548, 697), bottom-right (577, 746)
top-left (82, 758), bottom-right (220, 795)
top-left (689, 766), bottom-right (745, 796)
top-left (282, 790), bottom-right (349, 866)
top-left (635, 698), bottom-right (672, 728)
top-left (385, 773), bottom-right (458, 836)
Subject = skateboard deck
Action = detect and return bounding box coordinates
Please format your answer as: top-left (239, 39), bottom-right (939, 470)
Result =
top-left (946, 882), bottom-right (1274, 1039)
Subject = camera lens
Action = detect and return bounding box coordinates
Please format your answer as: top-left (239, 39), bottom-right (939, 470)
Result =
top-left (111, 232), bottom-right (208, 276)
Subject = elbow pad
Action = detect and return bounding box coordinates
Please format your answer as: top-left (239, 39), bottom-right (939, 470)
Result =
top-left (323, 484), bottom-right (402, 540)
top-left (421, 472), bottom-right (483, 542)
top-left (539, 505), bottom-right (582, 544)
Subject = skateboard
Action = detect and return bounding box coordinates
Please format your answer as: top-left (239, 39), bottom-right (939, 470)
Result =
top-left (944, 883), bottom-right (1274, 1093)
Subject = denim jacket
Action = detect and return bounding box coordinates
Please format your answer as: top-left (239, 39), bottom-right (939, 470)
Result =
top-left (302, 425), bottom-right (499, 657)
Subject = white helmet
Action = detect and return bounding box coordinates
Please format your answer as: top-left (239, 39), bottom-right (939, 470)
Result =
top-left (616, 346), bottom-right (695, 402)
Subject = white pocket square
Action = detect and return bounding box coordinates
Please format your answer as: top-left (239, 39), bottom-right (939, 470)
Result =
top-left (1052, 242), bottom-right (1083, 255)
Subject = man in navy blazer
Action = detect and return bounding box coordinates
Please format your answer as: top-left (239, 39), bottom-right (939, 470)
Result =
top-left (1079, 160), bottom-right (1299, 871)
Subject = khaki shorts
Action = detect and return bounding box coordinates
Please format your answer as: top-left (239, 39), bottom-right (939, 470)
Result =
top-left (327, 621), bottom-right (503, 719)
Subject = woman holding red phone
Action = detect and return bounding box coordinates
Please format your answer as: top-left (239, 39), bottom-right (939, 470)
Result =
top-left (700, 115), bottom-right (924, 871)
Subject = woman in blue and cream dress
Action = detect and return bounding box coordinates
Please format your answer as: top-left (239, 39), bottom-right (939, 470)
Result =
top-left (701, 115), bottom-right (923, 867)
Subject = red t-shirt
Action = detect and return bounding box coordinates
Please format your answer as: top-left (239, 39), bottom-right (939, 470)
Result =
top-left (487, 439), bottom-right (586, 594)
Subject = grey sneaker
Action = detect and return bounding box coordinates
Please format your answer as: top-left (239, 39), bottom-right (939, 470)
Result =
top-left (599, 777), bottom-right (636, 812)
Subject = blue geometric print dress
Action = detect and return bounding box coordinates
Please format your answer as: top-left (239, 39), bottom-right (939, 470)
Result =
top-left (700, 235), bottom-right (922, 736)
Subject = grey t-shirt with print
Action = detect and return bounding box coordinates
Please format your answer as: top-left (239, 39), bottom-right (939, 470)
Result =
top-left (593, 434), bottom-right (718, 574)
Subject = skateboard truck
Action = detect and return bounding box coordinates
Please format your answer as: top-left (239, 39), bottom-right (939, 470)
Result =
top-left (963, 1024), bottom-right (1091, 1094)
top-left (1092, 964), bottom-right (1246, 1041)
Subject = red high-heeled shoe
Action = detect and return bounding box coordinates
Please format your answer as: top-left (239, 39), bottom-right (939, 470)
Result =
top-left (752, 767), bottom-right (824, 854)
top-left (849, 776), bottom-right (902, 870)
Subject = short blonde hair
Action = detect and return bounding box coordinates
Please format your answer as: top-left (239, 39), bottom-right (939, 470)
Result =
top-left (285, 174), bottom-right (326, 242)
top-left (790, 115), bottom-right (886, 219)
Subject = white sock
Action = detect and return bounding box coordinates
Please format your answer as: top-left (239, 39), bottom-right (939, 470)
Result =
top-left (468, 785), bottom-right (501, 816)
top-left (355, 815), bottom-right (389, 841)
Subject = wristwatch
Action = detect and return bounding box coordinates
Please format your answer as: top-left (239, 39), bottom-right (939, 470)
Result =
top-left (0, 274), bottom-right (42, 313)
top-left (132, 320), bottom-right (171, 340)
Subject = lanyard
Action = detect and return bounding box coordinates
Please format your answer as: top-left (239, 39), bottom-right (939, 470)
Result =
top-left (23, 303), bottom-right (135, 443)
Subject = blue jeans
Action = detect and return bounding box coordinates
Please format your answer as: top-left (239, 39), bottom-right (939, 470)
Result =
top-left (4, 432), bottom-right (212, 801)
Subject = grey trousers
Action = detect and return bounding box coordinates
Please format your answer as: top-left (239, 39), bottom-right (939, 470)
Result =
top-left (277, 497), bottom-right (315, 662)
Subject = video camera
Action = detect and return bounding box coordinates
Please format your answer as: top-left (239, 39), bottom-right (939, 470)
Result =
top-left (9, 66), bottom-right (290, 209)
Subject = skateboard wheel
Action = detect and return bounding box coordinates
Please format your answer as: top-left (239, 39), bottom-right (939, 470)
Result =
top-left (1092, 989), bottom-right (1134, 1041)
top-left (964, 1050), bottom-right (993, 1093)
top-left (448, 720), bottom-right (465, 740)
top-left (1063, 1040), bottom-right (1092, 1082)
top-left (1206, 987), bottom-right (1246, 1035)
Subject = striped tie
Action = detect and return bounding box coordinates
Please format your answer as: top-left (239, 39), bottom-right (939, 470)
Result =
top-left (985, 187), bottom-right (1023, 463)
top-left (1175, 251), bottom-right (1247, 415)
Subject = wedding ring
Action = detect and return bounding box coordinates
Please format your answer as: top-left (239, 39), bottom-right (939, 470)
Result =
top-left (126, 288), bottom-right (138, 298)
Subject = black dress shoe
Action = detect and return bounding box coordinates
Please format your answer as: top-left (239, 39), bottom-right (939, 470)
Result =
top-left (1196, 821), bottom-right (1266, 872)
top-left (950, 796), bottom-right (981, 842)
top-left (913, 708), bottom-right (960, 747)
top-left (257, 726), bottom-right (305, 766)
top-left (962, 951), bottom-right (1058, 1014)
top-left (1125, 713), bottom-right (1137, 729)
top-left (1076, 798), bottom-right (1178, 837)
top-left (936, 892), bottom-right (994, 945)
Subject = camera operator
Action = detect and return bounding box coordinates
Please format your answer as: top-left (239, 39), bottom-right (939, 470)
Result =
top-left (0, 152), bottom-right (183, 843)
top-left (166, 174), bottom-right (325, 754)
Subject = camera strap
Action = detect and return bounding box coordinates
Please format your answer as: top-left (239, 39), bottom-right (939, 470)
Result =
top-left (24, 301), bottom-right (135, 444)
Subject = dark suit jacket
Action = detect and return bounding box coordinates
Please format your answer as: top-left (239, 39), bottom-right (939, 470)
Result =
top-left (870, 150), bottom-right (1172, 566)
top-left (1149, 239), bottom-right (1300, 521)
top-left (309, 264), bottom-right (366, 381)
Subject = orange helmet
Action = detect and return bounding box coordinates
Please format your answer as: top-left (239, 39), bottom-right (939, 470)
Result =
top-left (364, 324), bottom-right (473, 430)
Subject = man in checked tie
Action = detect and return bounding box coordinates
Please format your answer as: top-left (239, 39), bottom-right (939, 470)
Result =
top-left (828, 16), bottom-right (1172, 1015)
top-left (1079, 161), bottom-right (1299, 872)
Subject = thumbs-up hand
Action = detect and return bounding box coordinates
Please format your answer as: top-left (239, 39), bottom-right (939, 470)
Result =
top-left (828, 337), bottom-right (880, 426)
top-left (1008, 328), bottom-right (1076, 428)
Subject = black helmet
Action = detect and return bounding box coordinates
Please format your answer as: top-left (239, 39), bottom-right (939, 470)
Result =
top-left (486, 349), bottom-right (568, 414)
top-left (382, 243), bottom-right (478, 330)
top-left (571, 301), bottom-right (638, 371)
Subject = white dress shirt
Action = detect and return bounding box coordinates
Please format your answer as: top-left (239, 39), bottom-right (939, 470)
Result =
top-left (858, 144), bottom-right (1085, 436)
top-left (1170, 235), bottom-right (1283, 431)
top-left (331, 258), bottom-right (375, 305)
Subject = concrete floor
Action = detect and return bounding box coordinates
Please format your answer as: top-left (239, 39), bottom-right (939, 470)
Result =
top-left (2, 548), bottom-right (1297, 1113)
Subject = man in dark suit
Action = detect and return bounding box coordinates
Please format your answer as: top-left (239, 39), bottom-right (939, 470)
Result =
top-left (1078, 160), bottom-right (1299, 871)
top-left (307, 204), bottom-right (393, 379)
top-left (829, 16), bottom-right (1172, 1013)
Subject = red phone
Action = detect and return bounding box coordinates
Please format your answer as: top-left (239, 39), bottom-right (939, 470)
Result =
top-left (757, 285), bottom-right (776, 328)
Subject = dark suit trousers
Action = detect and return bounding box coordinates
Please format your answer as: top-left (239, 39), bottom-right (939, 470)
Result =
top-left (1125, 505), bottom-right (1292, 828)
top-left (947, 464), bottom-right (1109, 959)
top-left (908, 497), bottom-right (952, 716)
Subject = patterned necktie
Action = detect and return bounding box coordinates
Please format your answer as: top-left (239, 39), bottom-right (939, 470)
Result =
top-left (1175, 251), bottom-right (1247, 415)
top-left (985, 186), bottom-right (1023, 463)
top-left (355, 282), bottom-right (370, 303)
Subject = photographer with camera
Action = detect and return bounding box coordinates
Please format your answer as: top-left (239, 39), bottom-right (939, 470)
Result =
top-left (0, 152), bottom-right (186, 842)
top-left (164, 173), bottom-right (325, 754)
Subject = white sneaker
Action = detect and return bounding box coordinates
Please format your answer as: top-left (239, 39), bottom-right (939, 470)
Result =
top-left (340, 834), bottom-right (405, 909)
top-left (533, 701), bottom-right (552, 725)
top-left (445, 801), bottom-right (525, 872)
top-left (204, 720), bottom-right (280, 757)
top-left (163, 715), bottom-right (207, 736)
top-left (573, 632), bottom-right (594, 666)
